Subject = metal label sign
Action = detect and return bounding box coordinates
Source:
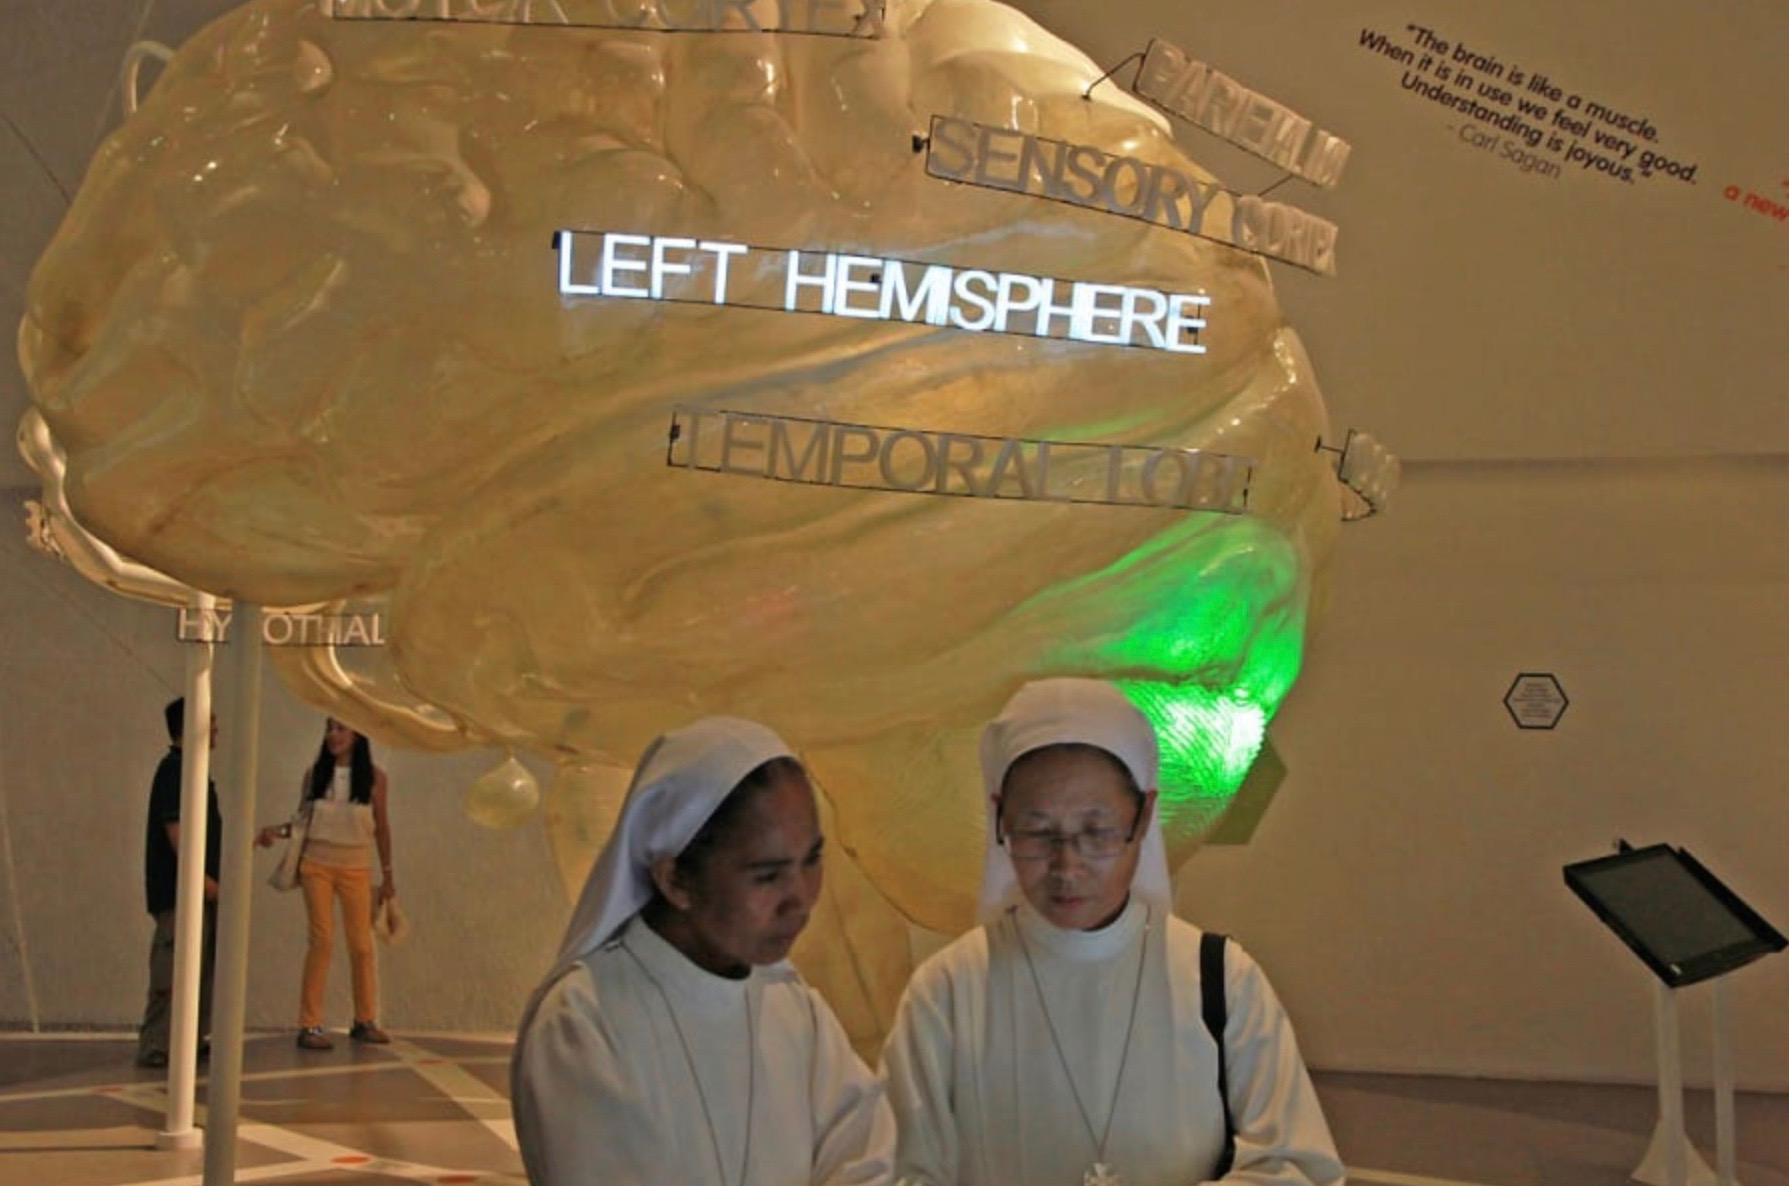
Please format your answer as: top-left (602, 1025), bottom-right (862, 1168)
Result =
top-left (556, 230), bottom-right (1212, 354)
top-left (922, 115), bottom-right (1339, 277)
top-left (176, 608), bottom-right (388, 648)
top-left (325, 0), bottom-right (888, 37)
top-left (667, 408), bottom-right (1254, 513)
top-left (1133, 38), bottom-right (1352, 188)
top-left (1505, 672), bottom-right (1568, 729)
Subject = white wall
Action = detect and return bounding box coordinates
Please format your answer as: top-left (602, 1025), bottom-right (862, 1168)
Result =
top-left (9, 458), bottom-right (1785, 1089)
top-left (1176, 457), bottom-right (1789, 1089)
top-left (0, 522), bottom-right (567, 1033)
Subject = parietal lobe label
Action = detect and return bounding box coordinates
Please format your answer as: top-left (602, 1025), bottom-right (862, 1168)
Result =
top-left (1133, 38), bottom-right (1352, 188)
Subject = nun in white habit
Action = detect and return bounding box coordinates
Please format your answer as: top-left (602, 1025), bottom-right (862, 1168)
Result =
top-left (512, 717), bottom-right (895, 1186)
top-left (880, 680), bottom-right (1344, 1186)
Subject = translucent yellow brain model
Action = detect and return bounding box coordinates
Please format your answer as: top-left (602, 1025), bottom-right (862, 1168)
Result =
top-left (21, 0), bottom-right (1341, 1041)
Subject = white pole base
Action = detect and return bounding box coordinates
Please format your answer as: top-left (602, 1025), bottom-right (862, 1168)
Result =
top-left (156, 1127), bottom-right (204, 1151)
top-left (1634, 1119), bottom-right (1727, 1186)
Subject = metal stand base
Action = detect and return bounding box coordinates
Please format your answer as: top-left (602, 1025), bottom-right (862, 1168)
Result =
top-left (1634, 979), bottom-right (1741, 1186)
top-left (1634, 1122), bottom-right (1719, 1186)
top-left (155, 1127), bottom-right (204, 1151)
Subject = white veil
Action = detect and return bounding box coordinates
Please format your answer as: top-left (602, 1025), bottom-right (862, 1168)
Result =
top-left (976, 679), bottom-right (1171, 922)
top-left (552, 715), bottom-right (795, 971)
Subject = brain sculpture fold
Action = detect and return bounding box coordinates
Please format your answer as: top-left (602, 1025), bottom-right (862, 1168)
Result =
top-left (21, 0), bottom-right (1340, 1044)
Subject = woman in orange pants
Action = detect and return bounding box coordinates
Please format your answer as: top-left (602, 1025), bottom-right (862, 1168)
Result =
top-left (259, 719), bottom-right (396, 1049)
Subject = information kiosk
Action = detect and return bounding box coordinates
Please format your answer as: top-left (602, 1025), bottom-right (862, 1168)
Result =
top-left (1565, 843), bottom-right (1785, 1186)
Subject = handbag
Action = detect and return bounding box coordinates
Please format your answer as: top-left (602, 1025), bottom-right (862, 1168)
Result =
top-left (373, 895), bottom-right (411, 945)
top-left (267, 802), bottom-right (312, 892)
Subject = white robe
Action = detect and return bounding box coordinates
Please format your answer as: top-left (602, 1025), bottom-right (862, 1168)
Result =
top-left (881, 899), bottom-right (1344, 1186)
top-left (514, 916), bottom-right (896, 1186)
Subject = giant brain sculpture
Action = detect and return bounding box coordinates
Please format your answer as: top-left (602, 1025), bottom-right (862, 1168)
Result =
top-left (21, 0), bottom-right (1342, 1037)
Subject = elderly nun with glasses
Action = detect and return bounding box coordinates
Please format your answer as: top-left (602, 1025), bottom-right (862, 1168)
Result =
top-left (512, 717), bottom-right (895, 1186)
top-left (880, 680), bottom-right (1343, 1186)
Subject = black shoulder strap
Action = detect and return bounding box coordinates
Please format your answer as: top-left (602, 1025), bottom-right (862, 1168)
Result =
top-left (1201, 931), bottom-right (1236, 1178)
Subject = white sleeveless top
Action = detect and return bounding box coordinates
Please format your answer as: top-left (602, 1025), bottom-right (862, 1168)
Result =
top-left (305, 765), bottom-right (376, 867)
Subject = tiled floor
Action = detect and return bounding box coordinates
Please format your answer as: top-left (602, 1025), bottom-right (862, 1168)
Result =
top-left (2, 1034), bottom-right (1785, 1186)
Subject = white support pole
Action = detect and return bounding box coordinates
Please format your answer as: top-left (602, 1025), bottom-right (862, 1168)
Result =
top-left (204, 605), bottom-right (262, 1186)
top-left (1657, 980), bottom-right (1687, 1186)
top-left (1634, 979), bottom-right (1718, 1186)
top-left (158, 592), bottom-right (215, 1151)
top-left (1710, 978), bottom-right (1738, 1186)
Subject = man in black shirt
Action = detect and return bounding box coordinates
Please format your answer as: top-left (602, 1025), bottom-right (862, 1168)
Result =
top-left (138, 697), bottom-right (222, 1069)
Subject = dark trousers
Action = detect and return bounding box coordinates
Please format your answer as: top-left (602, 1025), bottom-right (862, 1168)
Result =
top-left (138, 904), bottom-right (216, 1061)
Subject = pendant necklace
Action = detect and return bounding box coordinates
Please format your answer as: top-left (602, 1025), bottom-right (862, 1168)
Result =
top-left (1013, 903), bottom-right (1152, 1186)
top-left (623, 940), bottom-right (757, 1186)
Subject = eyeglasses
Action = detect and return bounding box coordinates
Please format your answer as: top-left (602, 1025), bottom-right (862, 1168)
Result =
top-left (1001, 808), bottom-right (1144, 862)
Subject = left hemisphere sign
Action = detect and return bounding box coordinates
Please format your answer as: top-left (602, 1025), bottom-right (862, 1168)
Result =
top-left (556, 230), bottom-right (1213, 354)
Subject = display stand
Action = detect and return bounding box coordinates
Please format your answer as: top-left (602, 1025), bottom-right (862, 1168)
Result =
top-left (1630, 978), bottom-right (1721, 1186)
top-left (1564, 843), bottom-right (1785, 1186)
top-left (203, 606), bottom-right (264, 1186)
top-left (158, 591), bottom-right (216, 1151)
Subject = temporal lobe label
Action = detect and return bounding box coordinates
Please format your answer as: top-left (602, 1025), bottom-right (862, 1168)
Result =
top-left (667, 408), bottom-right (1255, 514)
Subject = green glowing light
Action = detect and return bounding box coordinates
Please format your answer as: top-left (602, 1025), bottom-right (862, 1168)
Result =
top-left (1117, 681), bottom-right (1269, 801)
top-left (1024, 515), bottom-right (1308, 821)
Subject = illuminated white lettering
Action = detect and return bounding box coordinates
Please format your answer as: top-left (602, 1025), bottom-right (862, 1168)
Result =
top-left (1033, 279), bottom-right (1080, 338)
top-left (993, 273), bottom-right (1043, 334)
top-left (649, 236), bottom-right (697, 298)
top-left (559, 231), bottom-right (1217, 351)
top-left (1069, 283), bottom-right (1127, 344)
top-left (1120, 287), bottom-right (1169, 350)
top-left (948, 269), bottom-right (998, 331)
top-left (557, 232), bottom-right (600, 295)
top-left (600, 232), bottom-right (651, 298)
top-left (697, 239), bottom-right (748, 303)
top-left (1166, 293), bottom-right (1210, 354)
top-left (879, 262), bottom-right (952, 326)
top-left (832, 254), bottom-right (883, 319)
top-left (784, 249), bottom-right (838, 313)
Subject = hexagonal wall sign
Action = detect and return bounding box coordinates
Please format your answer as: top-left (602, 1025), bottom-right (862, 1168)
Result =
top-left (1505, 673), bottom-right (1568, 729)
